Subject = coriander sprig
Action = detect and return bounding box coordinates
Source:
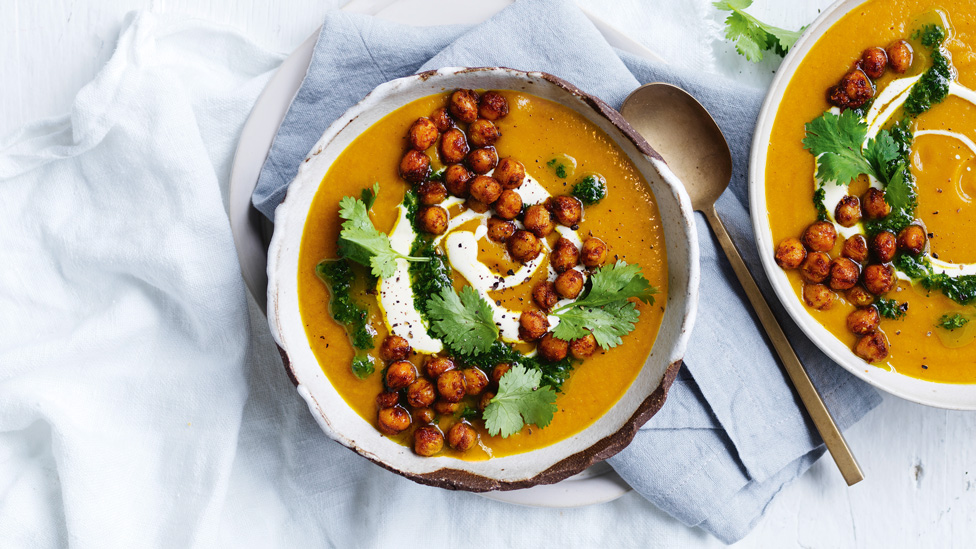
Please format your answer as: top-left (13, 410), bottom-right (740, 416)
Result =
top-left (337, 190), bottom-right (429, 279)
top-left (483, 365), bottom-right (558, 438)
top-left (426, 285), bottom-right (499, 356)
top-left (714, 0), bottom-right (804, 62)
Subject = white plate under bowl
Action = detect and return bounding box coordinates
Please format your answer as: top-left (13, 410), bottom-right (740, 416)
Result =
top-left (749, 0), bottom-right (976, 410)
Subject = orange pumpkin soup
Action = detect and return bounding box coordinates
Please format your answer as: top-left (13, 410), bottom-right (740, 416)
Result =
top-left (766, 0), bottom-right (976, 383)
top-left (297, 90), bottom-right (668, 459)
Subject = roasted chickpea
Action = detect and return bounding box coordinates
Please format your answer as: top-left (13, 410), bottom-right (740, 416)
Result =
top-left (433, 399), bottom-right (461, 415)
top-left (775, 237), bottom-right (807, 270)
top-left (399, 150), bottom-right (430, 183)
top-left (847, 285), bottom-right (876, 307)
top-left (425, 356), bottom-right (456, 378)
top-left (802, 221), bottom-right (837, 252)
top-left (508, 229), bottom-right (542, 262)
top-left (385, 360), bottom-right (417, 391)
top-left (417, 181), bottom-right (447, 205)
top-left (469, 175), bottom-right (502, 205)
top-left (887, 40), bottom-right (913, 73)
top-left (377, 406), bottom-right (411, 435)
top-left (413, 425), bottom-right (444, 456)
top-left (581, 238), bottom-right (608, 268)
top-left (863, 263), bottom-right (895, 295)
top-left (491, 363), bottom-right (511, 384)
top-left (449, 89), bottom-right (479, 124)
top-left (800, 251), bottom-right (831, 284)
top-left (554, 269), bottom-right (585, 299)
top-left (419, 205), bottom-right (449, 235)
top-left (860, 47), bottom-right (888, 79)
top-left (550, 238), bottom-right (580, 273)
top-left (523, 204), bottom-right (554, 237)
top-left (870, 231), bottom-right (897, 263)
top-left (407, 117), bottom-right (439, 151)
top-left (415, 407), bottom-right (435, 424)
top-left (463, 368), bottom-right (489, 396)
top-left (519, 310), bottom-right (550, 342)
top-left (842, 234), bottom-right (869, 264)
top-left (494, 157), bottom-right (526, 189)
top-left (829, 258), bottom-right (860, 290)
top-left (827, 85), bottom-right (853, 110)
top-left (840, 69), bottom-right (874, 108)
top-left (493, 189), bottom-right (523, 220)
top-left (406, 378), bottom-right (437, 409)
top-left (538, 332), bottom-right (569, 362)
top-left (487, 216), bottom-right (516, 242)
top-left (478, 91), bottom-right (510, 120)
top-left (379, 335), bottom-right (411, 362)
top-left (897, 224), bottom-right (927, 255)
top-left (549, 196), bottom-right (583, 227)
top-left (479, 391), bottom-right (495, 412)
top-left (803, 283), bottom-right (835, 310)
top-left (467, 119), bottom-right (499, 148)
top-left (447, 422), bottom-right (478, 452)
top-left (466, 147), bottom-right (498, 175)
top-left (532, 281), bottom-right (560, 311)
top-left (430, 107), bottom-right (454, 132)
top-left (847, 306), bottom-right (881, 336)
top-left (439, 128), bottom-right (469, 164)
top-left (862, 187), bottom-right (891, 219)
top-left (570, 333), bottom-right (598, 359)
top-left (376, 392), bottom-right (399, 409)
top-left (436, 370), bottom-right (466, 403)
top-left (854, 331), bottom-right (890, 362)
top-left (834, 195), bottom-right (862, 227)
top-left (443, 164), bottom-right (472, 197)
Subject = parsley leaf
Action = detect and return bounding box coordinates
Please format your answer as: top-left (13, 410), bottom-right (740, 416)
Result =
top-left (937, 313), bottom-right (970, 331)
top-left (714, 0), bottom-right (804, 62)
top-left (427, 285), bottom-right (499, 355)
top-left (483, 365), bottom-right (558, 438)
top-left (337, 194), bottom-right (429, 279)
top-left (802, 109), bottom-right (874, 185)
top-left (875, 297), bottom-right (908, 320)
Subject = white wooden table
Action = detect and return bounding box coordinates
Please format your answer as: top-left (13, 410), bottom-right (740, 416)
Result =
top-left (4, 1), bottom-right (974, 546)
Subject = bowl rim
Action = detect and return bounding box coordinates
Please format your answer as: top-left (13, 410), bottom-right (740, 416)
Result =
top-left (748, 0), bottom-right (976, 410)
top-left (266, 66), bottom-right (700, 490)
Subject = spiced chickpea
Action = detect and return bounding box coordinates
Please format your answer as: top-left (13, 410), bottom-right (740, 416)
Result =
top-left (802, 221), bottom-right (837, 252)
top-left (581, 238), bottom-right (608, 268)
top-left (863, 263), bottom-right (895, 295)
top-left (491, 363), bottom-right (511, 384)
top-left (842, 234), bottom-right (869, 263)
top-left (425, 356), bottom-right (456, 378)
top-left (775, 237), bottom-right (807, 269)
top-left (377, 406), bottom-right (411, 435)
top-left (523, 204), bottom-right (555, 237)
top-left (443, 164), bottom-right (472, 197)
top-left (436, 370), bottom-right (466, 403)
top-left (847, 307), bottom-right (881, 336)
top-left (829, 258), bottom-right (860, 290)
top-left (406, 378), bottom-right (437, 409)
top-left (538, 332), bottom-right (569, 362)
top-left (439, 128), bottom-right (469, 164)
top-left (419, 206), bottom-right (449, 235)
top-left (413, 425), bottom-right (444, 456)
top-left (803, 283), bottom-right (835, 310)
top-left (379, 335), bottom-right (411, 361)
top-left (466, 147), bottom-right (498, 175)
top-left (897, 224), bottom-right (927, 255)
top-left (417, 181), bottom-right (447, 205)
top-left (508, 229), bottom-right (542, 262)
top-left (860, 47), bottom-right (888, 79)
top-left (554, 269), bottom-right (585, 299)
top-left (840, 69), bottom-right (874, 108)
top-left (862, 187), bottom-right (891, 219)
top-left (487, 217), bottom-right (516, 243)
top-left (518, 310), bottom-right (550, 342)
top-left (887, 40), bottom-right (913, 73)
top-left (847, 285), bottom-right (876, 307)
top-left (466, 197), bottom-right (490, 213)
top-left (570, 333), bottom-right (598, 359)
top-left (433, 399), bottom-right (461, 415)
top-left (447, 422), bottom-right (478, 452)
top-left (800, 251), bottom-right (831, 284)
top-left (550, 238), bottom-right (580, 273)
top-left (467, 119), bottom-right (499, 148)
top-left (478, 91), bottom-right (510, 120)
top-left (386, 361), bottom-right (417, 391)
top-left (828, 85), bottom-right (853, 109)
top-left (834, 195), bottom-right (862, 227)
top-left (430, 107), bottom-right (454, 132)
top-left (415, 407), bottom-right (435, 424)
top-left (854, 331), bottom-right (890, 362)
top-left (494, 157), bottom-right (526, 189)
top-left (463, 368), bottom-right (488, 396)
top-left (448, 89), bottom-right (480, 123)
top-left (479, 391), bottom-right (495, 412)
top-left (548, 196), bottom-right (583, 227)
top-left (532, 281), bottom-right (560, 311)
top-left (870, 231), bottom-right (897, 263)
top-left (407, 117), bottom-right (439, 151)
top-left (376, 392), bottom-right (399, 409)
top-left (493, 189), bottom-right (523, 220)
top-left (469, 175), bottom-right (502, 205)
top-left (399, 150), bottom-right (430, 183)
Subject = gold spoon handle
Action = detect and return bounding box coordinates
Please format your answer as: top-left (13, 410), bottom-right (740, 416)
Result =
top-left (702, 204), bottom-right (864, 486)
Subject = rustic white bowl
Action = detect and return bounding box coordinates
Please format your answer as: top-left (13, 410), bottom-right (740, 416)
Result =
top-left (267, 67), bottom-right (700, 490)
top-left (750, 0), bottom-right (976, 409)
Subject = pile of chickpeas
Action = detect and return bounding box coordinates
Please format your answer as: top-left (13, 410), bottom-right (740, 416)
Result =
top-left (775, 185), bottom-right (928, 362)
top-left (827, 40), bottom-right (913, 109)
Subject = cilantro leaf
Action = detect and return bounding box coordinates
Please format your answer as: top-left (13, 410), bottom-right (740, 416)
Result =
top-left (802, 110), bottom-right (875, 185)
top-left (714, 0), bottom-right (804, 62)
top-left (577, 260), bottom-right (657, 307)
top-left (427, 285), bottom-right (499, 355)
top-left (337, 193), bottom-right (428, 279)
top-left (937, 313), bottom-right (970, 331)
top-left (483, 365), bottom-right (558, 438)
top-left (875, 297), bottom-right (907, 320)
top-left (361, 182), bottom-right (380, 210)
top-left (553, 300), bottom-right (640, 349)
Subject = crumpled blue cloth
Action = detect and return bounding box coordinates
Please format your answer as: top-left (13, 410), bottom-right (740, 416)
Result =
top-left (252, 0), bottom-right (881, 542)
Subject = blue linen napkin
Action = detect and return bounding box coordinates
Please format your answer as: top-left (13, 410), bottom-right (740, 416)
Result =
top-left (252, 0), bottom-right (882, 542)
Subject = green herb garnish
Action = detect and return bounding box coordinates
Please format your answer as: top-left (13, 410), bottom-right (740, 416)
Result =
top-left (875, 297), bottom-right (908, 320)
top-left (714, 0), bottom-right (804, 62)
top-left (315, 259), bottom-right (375, 350)
top-left (571, 174), bottom-right (607, 205)
top-left (937, 313), bottom-right (970, 331)
top-left (813, 186), bottom-right (829, 222)
top-left (351, 355), bottom-right (376, 379)
top-left (483, 365), bottom-right (558, 438)
top-left (894, 253), bottom-right (976, 306)
top-left (905, 24), bottom-right (953, 116)
top-left (360, 182), bottom-right (380, 210)
top-left (337, 191), bottom-right (429, 279)
top-left (429, 166), bottom-right (447, 181)
top-left (427, 285), bottom-right (499, 356)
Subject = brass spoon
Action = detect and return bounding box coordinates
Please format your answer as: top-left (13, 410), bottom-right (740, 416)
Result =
top-left (621, 83), bottom-right (864, 486)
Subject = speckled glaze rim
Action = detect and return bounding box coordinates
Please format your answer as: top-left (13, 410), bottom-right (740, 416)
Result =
top-left (749, 0), bottom-right (976, 410)
top-left (267, 67), bottom-right (700, 490)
